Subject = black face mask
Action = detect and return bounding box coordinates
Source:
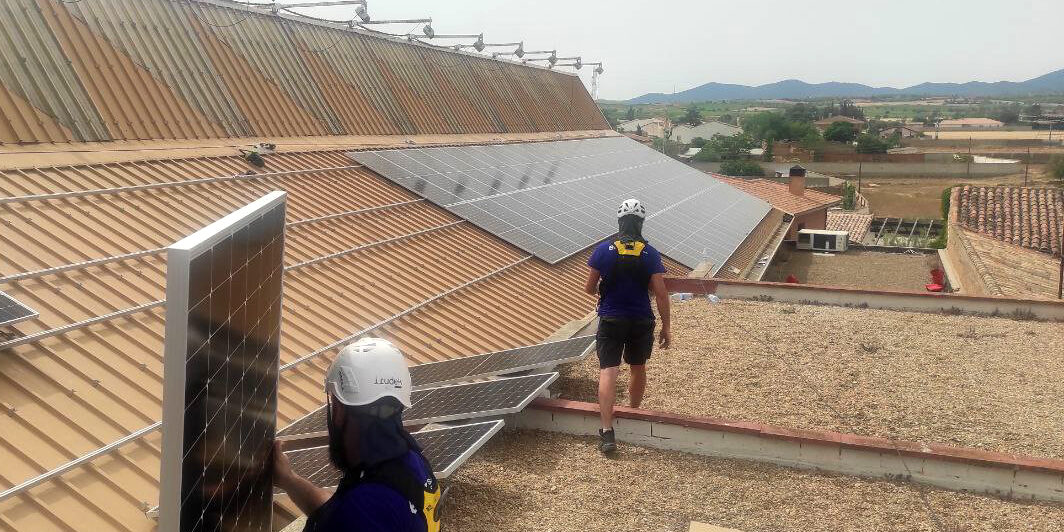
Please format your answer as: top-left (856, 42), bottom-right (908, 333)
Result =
top-left (327, 398), bottom-right (416, 472)
top-left (617, 214), bottom-right (645, 243)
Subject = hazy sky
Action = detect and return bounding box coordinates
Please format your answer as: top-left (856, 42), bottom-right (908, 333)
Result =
top-left (302, 0), bottom-right (1063, 101)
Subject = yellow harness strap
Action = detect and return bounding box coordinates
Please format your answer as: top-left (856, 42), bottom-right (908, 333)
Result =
top-left (423, 484), bottom-right (442, 531)
top-left (614, 240), bottom-right (645, 257)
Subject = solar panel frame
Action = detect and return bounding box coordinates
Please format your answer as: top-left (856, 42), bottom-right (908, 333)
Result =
top-left (409, 335), bottom-right (595, 389)
top-left (404, 372), bottom-right (557, 426)
top-left (349, 136), bottom-right (772, 272)
top-left (0, 291), bottom-right (38, 327)
top-left (279, 420), bottom-right (504, 491)
top-left (159, 191), bottom-right (287, 532)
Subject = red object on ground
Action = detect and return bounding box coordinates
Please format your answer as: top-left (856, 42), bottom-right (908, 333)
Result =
top-left (925, 283), bottom-right (944, 292)
top-left (785, 274), bottom-right (800, 284)
top-left (930, 269), bottom-right (944, 285)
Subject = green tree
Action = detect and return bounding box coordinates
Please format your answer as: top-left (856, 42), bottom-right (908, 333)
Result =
top-left (1048, 155), bottom-right (1064, 181)
top-left (742, 112), bottom-right (819, 143)
top-left (719, 160), bottom-right (764, 176)
top-left (653, 137), bottom-right (684, 156)
top-left (995, 105), bottom-right (1021, 125)
top-left (842, 182), bottom-right (856, 210)
top-left (680, 104), bottom-right (703, 126)
top-left (823, 121), bottom-right (858, 143)
top-left (626, 106), bottom-right (636, 121)
top-left (635, 125), bottom-right (644, 137)
top-left (855, 133), bottom-right (890, 154)
top-left (836, 99), bottom-right (866, 121)
top-left (762, 138), bottom-right (774, 162)
top-left (785, 103), bottom-right (821, 123)
top-left (717, 113), bottom-right (735, 125)
top-left (1024, 103), bottom-right (1043, 118)
top-left (690, 136), bottom-right (707, 148)
top-left (698, 133), bottom-right (756, 160)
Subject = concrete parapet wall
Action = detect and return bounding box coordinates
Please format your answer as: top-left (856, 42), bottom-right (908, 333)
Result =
top-left (800, 161), bottom-right (1021, 177)
top-left (663, 277), bottom-right (1064, 321)
top-left (518, 399), bottom-right (1064, 503)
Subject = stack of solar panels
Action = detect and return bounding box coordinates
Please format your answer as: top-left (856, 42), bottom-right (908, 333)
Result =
top-left (349, 136), bottom-right (772, 272)
top-left (278, 334), bottom-right (595, 488)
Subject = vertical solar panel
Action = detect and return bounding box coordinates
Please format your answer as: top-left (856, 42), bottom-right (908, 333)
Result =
top-left (0, 291), bottom-right (38, 327)
top-left (160, 191), bottom-right (287, 532)
top-left (348, 136), bottom-right (772, 272)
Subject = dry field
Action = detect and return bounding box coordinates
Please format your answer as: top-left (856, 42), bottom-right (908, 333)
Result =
top-left (447, 430), bottom-right (1064, 532)
top-left (932, 130), bottom-right (1062, 140)
top-left (555, 299), bottom-right (1064, 459)
top-left (857, 171), bottom-right (1058, 218)
top-left (763, 249), bottom-right (934, 290)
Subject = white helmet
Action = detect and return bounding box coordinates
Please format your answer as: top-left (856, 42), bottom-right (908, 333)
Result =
top-left (325, 337), bottom-right (412, 408)
top-left (617, 198), bottom-right (646, 219)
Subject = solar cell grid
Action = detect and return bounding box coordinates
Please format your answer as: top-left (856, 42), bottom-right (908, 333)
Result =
top-left (0, 291), bottom-right (38, 327)
top-left (160, 192), bottom-right (287, 532)
top-left (350, 136), bottom-right (771, 271)
top-left (405, 372), bottom-right (557, 426)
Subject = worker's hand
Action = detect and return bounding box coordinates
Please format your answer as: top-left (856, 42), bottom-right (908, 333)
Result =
top-left (272, 440), bottom-right (294, 488)
top-left (658, 326), bottom-right (672, 349)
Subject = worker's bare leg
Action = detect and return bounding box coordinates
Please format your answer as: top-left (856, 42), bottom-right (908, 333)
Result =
top-left (628, 364), bottom-right (646, 408)
top-left (598, 366), bottom-right (620, 430)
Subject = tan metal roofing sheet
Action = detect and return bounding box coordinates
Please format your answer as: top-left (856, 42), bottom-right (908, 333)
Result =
top-left (0, 145), bottom-right (670, 531)
top-left (0, 0), bottom-right (607, 145)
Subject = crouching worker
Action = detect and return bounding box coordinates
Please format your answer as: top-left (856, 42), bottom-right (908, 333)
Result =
top-left (273, 338), bottom-right (441, 531)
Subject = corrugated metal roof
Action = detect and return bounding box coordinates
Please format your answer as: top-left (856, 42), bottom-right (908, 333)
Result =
top-left (1, 147), bottom-right (673, 530)
top-left (0, 0), bottom-right (607, 145)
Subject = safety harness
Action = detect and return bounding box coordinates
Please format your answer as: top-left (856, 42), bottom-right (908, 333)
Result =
top-left (598, 239), bottom-right (651, 303)
top-left (307, 453), bottom-right (442, 532)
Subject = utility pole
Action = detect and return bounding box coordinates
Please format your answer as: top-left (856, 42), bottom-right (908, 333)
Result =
top-left (857, 161), bottom-right (863, 194)
top-left (1024, 147), bottom-right (1030, 187)
top-left (966, 136), bottom-right (972, 178)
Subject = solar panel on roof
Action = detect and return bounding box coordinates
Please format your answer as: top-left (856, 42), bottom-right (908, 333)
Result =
top-left (159, 192), bottom-right (286, 532)
top-left (404, 372), bottom-right (557, 426)
top-left (280, 420), bottom-right (504, 489)
top-left (0, 291), bottom-right (38, 328)
top-left (409, 335), bottom-right (595, 388)
top-left (278, 373), bottom-right (556, 438)
top-left (349, 136), bottom-right (771, 271)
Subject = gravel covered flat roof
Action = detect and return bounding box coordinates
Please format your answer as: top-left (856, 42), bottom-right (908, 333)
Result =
top-left (556, 298), bottom-right (1064, 459)
top-left (447, 430), bottom-right (1064, 532)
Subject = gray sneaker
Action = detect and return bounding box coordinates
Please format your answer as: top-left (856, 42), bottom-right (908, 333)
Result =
top-left (598, 429), bottom-right (617, 453)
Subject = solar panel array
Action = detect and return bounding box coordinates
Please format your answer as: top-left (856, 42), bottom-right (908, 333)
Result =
top-left (0, 291), bottom-right (38, 327)
top-left (281, 420), bottom-right (504, 489)
top-left (409, 335), bottom-right (594, 388)
top-left (278, 372), bottom-right (556, 437)
top-left (160, 192), bottom-right (287, 532)
top-left (349, 136), bottom-right (771, 271)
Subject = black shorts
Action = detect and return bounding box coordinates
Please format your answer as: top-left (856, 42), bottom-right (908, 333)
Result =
top-left (595, 317), bottom-right (655, 369)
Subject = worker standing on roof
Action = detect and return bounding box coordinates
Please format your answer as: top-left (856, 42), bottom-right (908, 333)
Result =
top-left (273, 338), bottom-right (442, 531)
top-left (585, 199), bottom-right (671, 454)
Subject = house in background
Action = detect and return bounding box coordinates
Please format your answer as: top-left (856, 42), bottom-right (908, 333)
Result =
top-left (713, 166), bottom-right (841, 241)
top-left (938, 118), bottom-right (1005, 129)
top-left (879, 125), bottom-right (922, 138)
top-left (670, 121), bottom-right (743, 144)
top-left (814, 115), bottom-right (866, 132)
top-left (617, 117), bottom-right (668, 138)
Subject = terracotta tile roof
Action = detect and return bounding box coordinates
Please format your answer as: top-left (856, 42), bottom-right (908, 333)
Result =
top-left (827, 211), bottom-right (873, 243)
top-left (0, 0), bottom-right (606, 145)
top-left (956, 185), bottom-right (1063, 256)
top-left (960, 230), bottom-right (1060, 300)
top-left (0, 147), bottom-right (688, 530)
top-left (712, 175), bottom-right (842, 215)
